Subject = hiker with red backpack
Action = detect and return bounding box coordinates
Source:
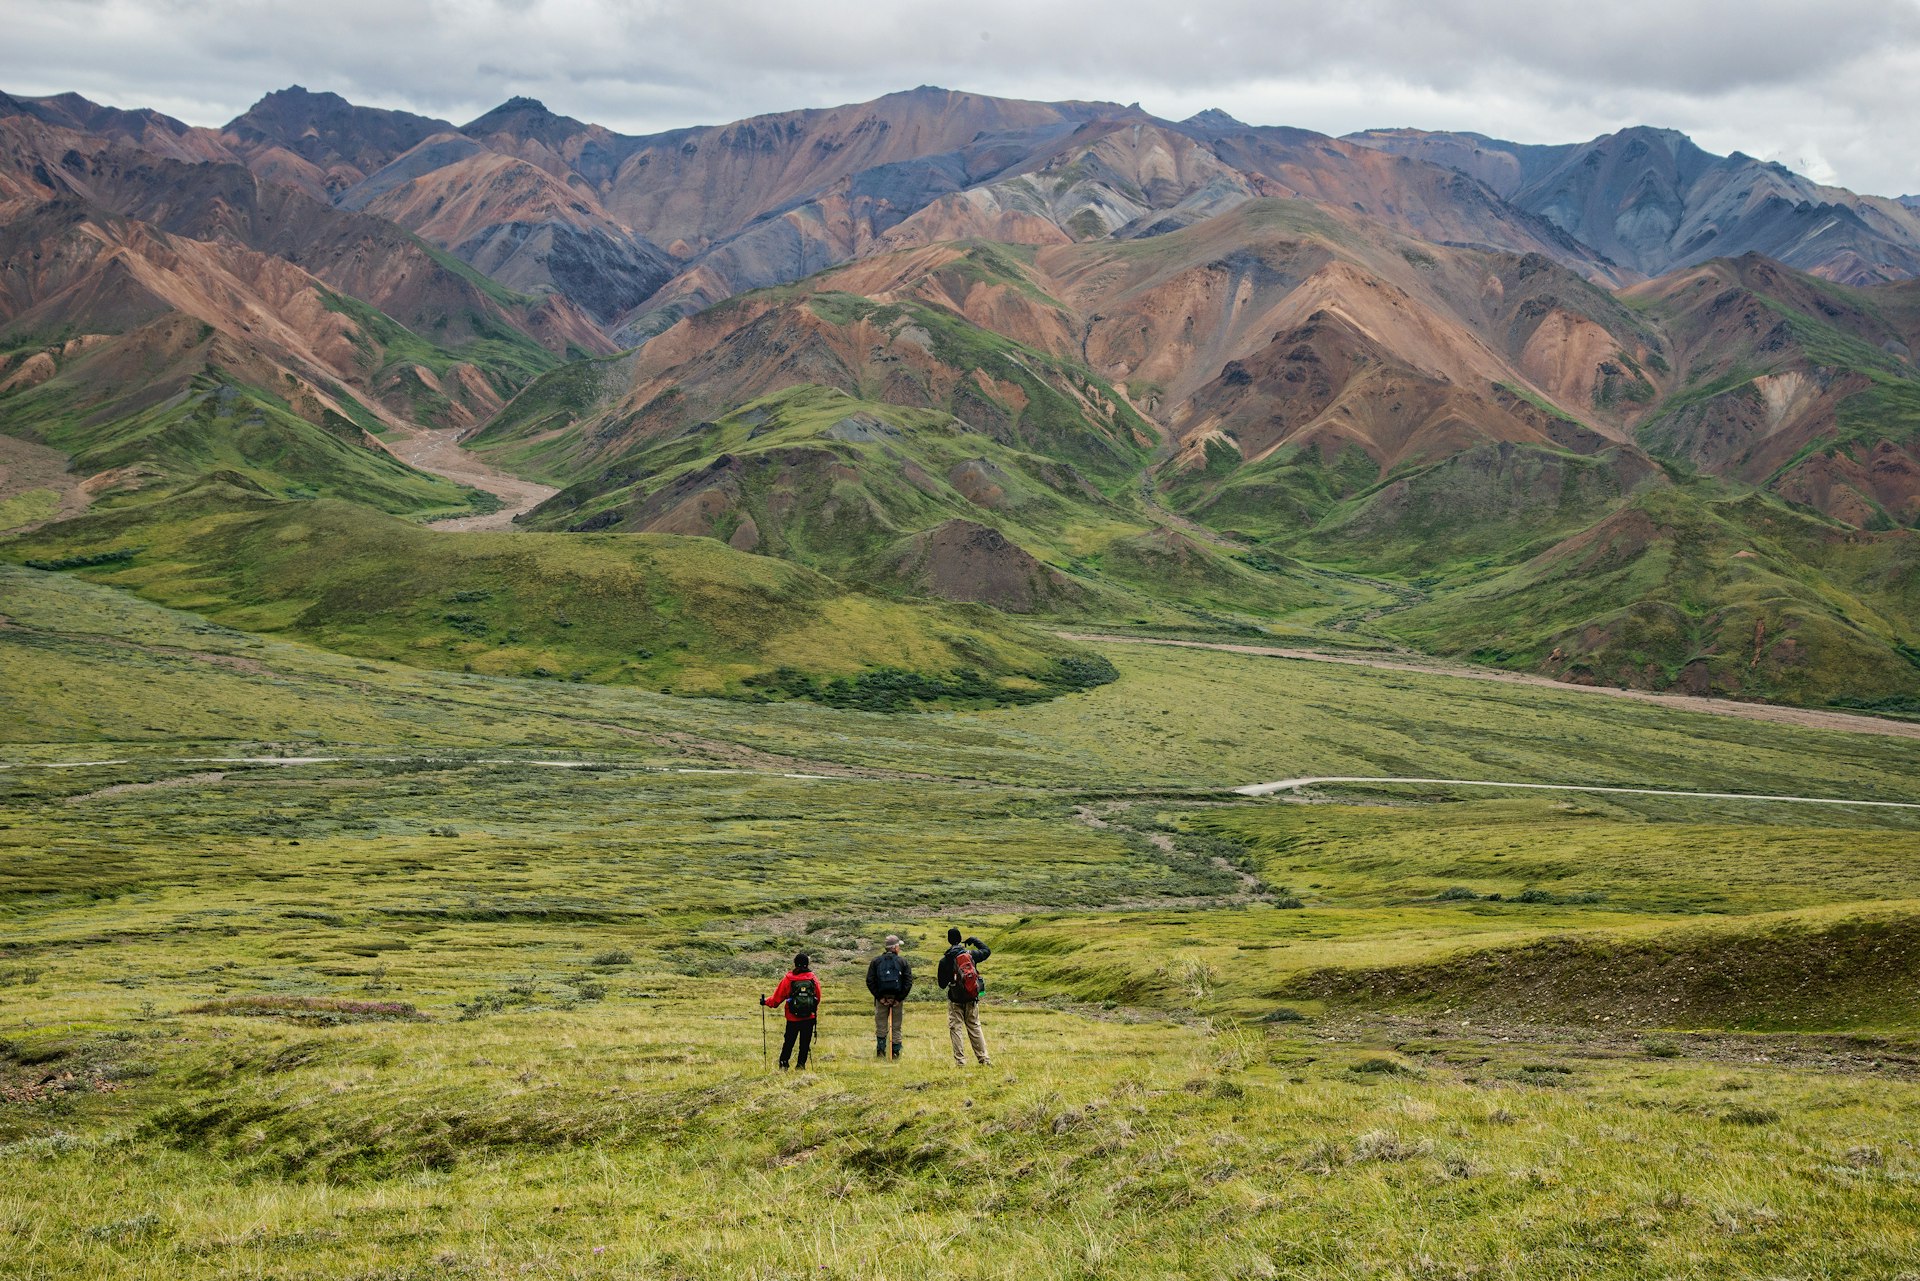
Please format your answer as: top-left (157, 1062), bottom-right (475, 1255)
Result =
top-left (866, 934), bottom-right (915, 1060)
top-left (937, 927), bottom-right (992, 1067)
top-left (761, 952), bottom-right (822, 1071)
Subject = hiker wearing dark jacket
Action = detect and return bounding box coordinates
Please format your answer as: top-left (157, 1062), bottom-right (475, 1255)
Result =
top-left (936, 927), bottom-right (992, 1067)
top-left (761, 952), bottom-right (822, 1070)
top-left (865, 934), bottom-right (915, 1060)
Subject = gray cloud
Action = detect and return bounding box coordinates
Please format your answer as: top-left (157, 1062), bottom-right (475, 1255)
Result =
top-left (4, 0), bottom-right (1917, 195)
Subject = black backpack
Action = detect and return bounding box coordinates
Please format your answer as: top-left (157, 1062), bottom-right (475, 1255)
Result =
top-left (874, 952), bottom-right (905, 998)
top-left (788, 976), bottom-right (819, 1018)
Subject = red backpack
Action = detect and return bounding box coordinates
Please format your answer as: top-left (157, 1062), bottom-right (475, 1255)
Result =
top-left (952, 949), bottom-right (982, 999)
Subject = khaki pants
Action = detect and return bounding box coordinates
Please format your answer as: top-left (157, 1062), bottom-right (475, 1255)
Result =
top-left (874, 997), bottom-right (904, 1043)
top-left (948, 1000), bottom-right (989, 1066)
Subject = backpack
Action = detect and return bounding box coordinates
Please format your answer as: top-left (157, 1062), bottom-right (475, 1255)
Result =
top-left (787, 976), bottom-right (819, 1019)
top-left (952, 949), bottom-right (982, 1000)
top-left (874, 952), bottom-right (905, 998)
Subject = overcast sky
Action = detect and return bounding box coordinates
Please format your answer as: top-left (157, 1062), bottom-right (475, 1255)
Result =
top-left (4, 0), bottom-right (1917, 196)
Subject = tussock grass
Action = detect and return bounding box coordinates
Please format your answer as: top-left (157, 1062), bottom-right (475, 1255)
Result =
top-left (181, 996), bottom-right (426, 1023)
top-left (5, 997), bottom-right (1919, 1278)
top-left (6, 567), bottom-right (1920, 1275)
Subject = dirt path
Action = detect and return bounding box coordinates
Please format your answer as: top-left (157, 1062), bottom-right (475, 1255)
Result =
top-left (378, 423), bottom-right (557, 531)
top-left (1237, 775), bottom-right (1920, 809)
top-left (1060, 632), bottom-right (1920, 741)
top-left (15, 755), bottom-right (1917, 811)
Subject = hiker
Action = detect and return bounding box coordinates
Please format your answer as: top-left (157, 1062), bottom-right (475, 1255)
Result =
top-left (761, 952), bottom-right (822, 1070)
top-left (937, 927), bottom-right (992, 1067)
top-left (865, 934), bottom-right (915, 1060)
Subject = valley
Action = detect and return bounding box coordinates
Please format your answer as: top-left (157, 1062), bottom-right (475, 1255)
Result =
top-left (379, 421), bottom-right (558, 530)
top-left (3, 76), bottom-right (1920, 1280)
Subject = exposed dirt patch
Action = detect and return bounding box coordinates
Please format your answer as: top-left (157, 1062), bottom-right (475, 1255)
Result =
top-left (144, 646), bottom-right (274, 676)
top-left (1311, 1012), bottom-right (1920, 1079)
top-left (66, 771), bottom-right (229, 805)
top-left (1283, 909), bottom-right (1920, 1033)
top-left (379, 424), bottom-right (558, 531)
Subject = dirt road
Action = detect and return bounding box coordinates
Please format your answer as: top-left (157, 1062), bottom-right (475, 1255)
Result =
top-left (15, 755), bottom-right (1916, 813)
top-left (379, 424), bottom-right (557, 531)
top-left (1235, 775), bottom-right (1920, 809)
top-left (1058, 632), bottom-right (1920, 742)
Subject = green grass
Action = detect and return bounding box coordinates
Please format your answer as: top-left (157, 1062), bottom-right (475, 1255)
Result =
top-left (465, 354), bottom-right (633, 483)
top-left (1197, 797), bottom-right (1920, 916)
top-left (0, 483), bottom-right (1105, 702)
top-left (1283, 900), bottom-right (1920, 1031)
top-left (1161, 441), bottom-right (1381, 544)
top-left (5, 562), bottom-right (1920, 1276)
top-left (10, 995), bottom-right (1917, 1279)
top-left (10, 563), bottom-right (1920, 792)
top-left (0, 488), bottom-right (58, 532)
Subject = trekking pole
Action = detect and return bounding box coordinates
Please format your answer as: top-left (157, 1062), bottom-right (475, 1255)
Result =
top-left (760, 998), bottom-right (768, 1071)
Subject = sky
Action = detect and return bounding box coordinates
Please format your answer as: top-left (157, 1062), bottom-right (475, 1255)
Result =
top-left (3, 0), bottom-right (1917, 196)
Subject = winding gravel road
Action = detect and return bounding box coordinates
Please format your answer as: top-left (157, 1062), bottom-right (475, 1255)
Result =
top-left (1235, 776), bottom-right (1920, 809)
top-left (10, 756), bottom-right (1916, 813)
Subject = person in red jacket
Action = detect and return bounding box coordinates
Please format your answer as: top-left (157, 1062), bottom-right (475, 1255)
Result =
top-left (761, 952), bottom-right (822, 1070)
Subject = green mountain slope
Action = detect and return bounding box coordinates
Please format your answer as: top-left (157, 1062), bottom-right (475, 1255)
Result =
top-left (1381, 483), bottom-right (1920, 708)
top-left (0, 361), bottom-right (482, 517)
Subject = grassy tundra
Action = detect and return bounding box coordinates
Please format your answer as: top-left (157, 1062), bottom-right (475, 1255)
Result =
top-left (4, 566), bottom-right (1920, 1279)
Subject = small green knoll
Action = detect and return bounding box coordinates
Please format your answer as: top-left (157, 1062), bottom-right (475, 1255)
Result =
top-left (0, 479), bottom-right (1107, 704)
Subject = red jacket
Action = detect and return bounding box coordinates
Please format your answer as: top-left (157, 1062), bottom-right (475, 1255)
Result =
top-left (762, 971), bottom-right (821, 1022)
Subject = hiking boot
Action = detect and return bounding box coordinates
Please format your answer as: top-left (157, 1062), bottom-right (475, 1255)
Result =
top-left (891, 1041), bottom-right (902, 1061)
top-left (874, 1037), bottom-right (887, 1059)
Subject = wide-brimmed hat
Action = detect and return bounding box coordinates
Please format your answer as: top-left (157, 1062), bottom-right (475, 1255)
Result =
top-left (884, 934), bottom-right (902, 949)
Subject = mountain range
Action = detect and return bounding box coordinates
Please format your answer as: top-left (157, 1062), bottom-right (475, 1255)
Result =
top-left (3, 84), bottom-right (1918, 712)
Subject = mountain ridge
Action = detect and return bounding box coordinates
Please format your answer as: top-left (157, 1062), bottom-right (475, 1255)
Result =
top-left (4, 82), bottom-right (1918, 712)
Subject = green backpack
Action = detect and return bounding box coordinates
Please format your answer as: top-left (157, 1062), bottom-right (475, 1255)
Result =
top-left (788, 977), bottom-right (819, 1018)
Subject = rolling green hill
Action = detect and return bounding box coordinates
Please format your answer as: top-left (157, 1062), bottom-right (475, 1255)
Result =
top-left (1380, 482), bottom-right (1920, 708)
top-left (0, 476), bottom-right (1115, 705)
